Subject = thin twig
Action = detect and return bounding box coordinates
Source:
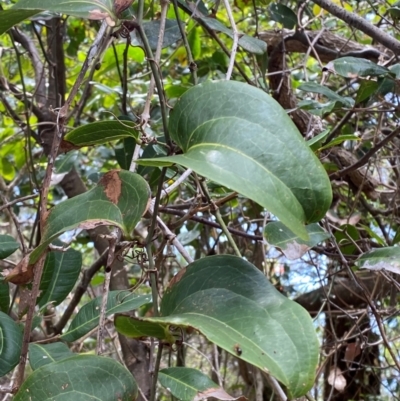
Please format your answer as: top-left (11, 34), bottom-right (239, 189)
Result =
top-left (222, 0), bottom-right (239, 80)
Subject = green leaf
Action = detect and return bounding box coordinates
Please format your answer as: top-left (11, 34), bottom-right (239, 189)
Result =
top-left (29, 342), bottom-right (74, 370)
top-left (115, 137), bottom-right (136, 170)
top-left (64, 120), bottom-right (140, 147)
top-left (61, 291), bottom-right (151, 342)
top-left (11, 0), bottom-right (117, 25)
top-left (14, 355), bottom-right (138, 401)
top-left (330, 57), bottom-right (389, 78)
top-left (264, 222), bottom-right (330, 260)
top-left (199, 18), bottom-right (267, 55)
top-left (29, 170), bottom-right (150, 263)
top-left (0, 311), bottom-right (22, 376)
top-left (269, 3), bottom-right (297, 29)
top-left (131, 19), bottom-right (182, 50)
top-left (334, 224), bottom-right (359, 255)
top-left (307, 129), bottom-right (330, 151)
top-left (356, 247), bottom-right (400, 274)
top-left (138, 81), bottom-right (332, 240)
top-left (318, 135), bottom-right (360, 151)
top-left (159, 367), bottom-right (242, 401)
top-left (37, 248), bottom-right (82, 308)
top-left (115, 316), bottom-right (173, 341)
top-left (356, 80), bottom-right (379, 103)
top-left (0, 9), bottom-right (41, 36)
top-left (145, 255), bottom-right (319, 399)
top-left (0, 281), bottom-right (10, 313)
top-left (54, 151), bottom-right (79, 174)
top-left (298, 82), bottom-right (354, 107)
top-left (0, 234), bottom-right (20, 259)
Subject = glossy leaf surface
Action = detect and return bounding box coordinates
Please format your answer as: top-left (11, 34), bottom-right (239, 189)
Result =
top-left (145, 255), bottom-right (319, 398)
top-left (64, 120), bottom-right (140, 147)
top-left (14, 355), bottom-right (138, 401)
top-left (356, 247), bottom-right (400, 274)
top-left (30, 170), bottom-right (150, 263)
top-left (264, 222), bottom-right (330, 260)
top-left (0, 311), bottom-right (22, 376)
top-left (139, 81), bottom-right (332, 239)
top-left (0, 9), bottom-right (40, 35)
top-left (61, 291), bottom-right (151, 342)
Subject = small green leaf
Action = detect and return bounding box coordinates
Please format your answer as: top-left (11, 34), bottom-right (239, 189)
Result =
top-left (199, 18), bottom-right (267, 55)
top-left (37, 248), bottom-right (82, 308)
top-left (298, 82), bottom-right (354, 107)
top-left (0, 281), bottom-right (10, 313)
top-left (356, 80), bottom-right (379, 103)
top-left (131, 19), bottom-right (182, 50)
top-left (0, 234), bottom-right (20, 259)
top-left (159, 367), bottom-right (242, 401)
top-left (115, 137), bottom-right (136, 170)
top-left (330, 57), bottom-right (389, 78)
top-left (29, 170), bottom-right (150, 263)
top-left (11, 0), bottom-right (117, 25)
top-left (61, 291), bottom-right (151, 342)
top-left (54, 151), bottom-right (79, 174)
top-left (307, 129), bottom-right (330, 151)
top-left (145, 255), bottom-right (319, 399)
top-left (138, 81), bottom-right (332, 240)
top-left (64, 120), bottom-right (140, 147)
top-left (356, 247), bottom-right (400, 274)
top-left (318, 135), bottom-right (360, 151)
top-left (269, 3), bottom-right (297, 29)
top-left (334, 224), bottom-right (359, 255)
top-left (29, 342), bottom-right (74, 370)
top-left (0, 9), bottom-right (41, 36)
top-left (264, 222), bottom-right (330, 260)
top-left (0, 311), bottom-right (22, 376)
top-left (14, 355), bottom-right (138, 401)
top-left (115, 316), bottom-right (173, 341)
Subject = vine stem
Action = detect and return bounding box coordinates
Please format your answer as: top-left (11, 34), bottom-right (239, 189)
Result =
top-left (221, 0), bottom-right (238, 80)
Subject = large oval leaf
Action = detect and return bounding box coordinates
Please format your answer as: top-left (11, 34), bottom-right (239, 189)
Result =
top-left (139, 81), bottom-right (332, 239)
top-left (144, 255), bottom-right (318, 399)
top-left (0, 311), bottom-right (22, 376)
top-left (61, 291), bottom-right (151, 342)
top-left (14, 355), bottom-right (138, 401)
top-left (30, 170), bottom-right (150, 263)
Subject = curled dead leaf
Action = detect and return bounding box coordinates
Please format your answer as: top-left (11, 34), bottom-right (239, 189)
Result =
top-left (194, 387), bottom-right (247, 401)
top-left (114, 0), bottom-right (134, 15)
top-left (4, 254), bottom-right (34, 285)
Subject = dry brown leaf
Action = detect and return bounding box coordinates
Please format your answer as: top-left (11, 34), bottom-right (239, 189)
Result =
top-left (100, 170), bottom-right (122, 204)
top-left (194, 387), bottom-right (247, 401)
top-left (4, 254), bottom-right (34, 285)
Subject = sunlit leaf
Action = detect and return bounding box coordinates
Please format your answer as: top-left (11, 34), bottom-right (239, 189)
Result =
top-left (356, 247), bottom-right (400, 274)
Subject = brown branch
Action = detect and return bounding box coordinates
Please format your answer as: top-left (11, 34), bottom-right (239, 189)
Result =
top-left (312, 0), bottom-right (400, 55)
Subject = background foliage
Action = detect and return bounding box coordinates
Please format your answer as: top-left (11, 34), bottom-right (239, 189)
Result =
top-left (1, 0), bottom-right (400, 400)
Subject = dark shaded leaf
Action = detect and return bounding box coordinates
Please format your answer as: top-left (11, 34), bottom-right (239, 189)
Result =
top-left (269, 3), bottom-right (297, 29)
top-left (0, 311), bottom-right (22, 376)
top-left (14, 355), bottom-right (138, 401)
top-left (0, 234), bottom-right (20, 259)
